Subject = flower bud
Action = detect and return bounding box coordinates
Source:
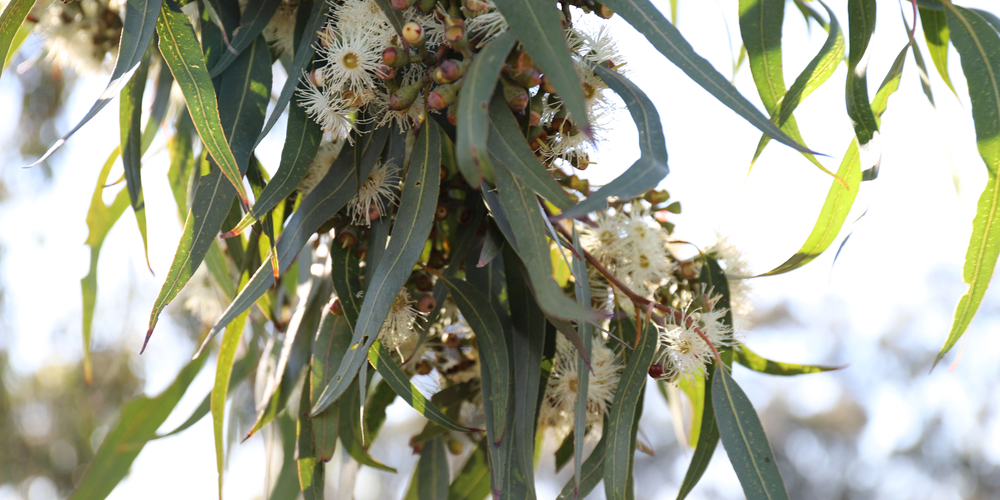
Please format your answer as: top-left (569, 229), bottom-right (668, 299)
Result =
top-left (402, 21), bottom-right (424, 45)
top-left (383, 46), bottom-right (411, 68)
top-left (389, 80), bottom-right (423, 111)
top-left (414, 274), bottom-right (434, 291)
top-left (664, 201), bottom-right (681, 214)
top-left (599, 4), bottom-right (614, 18)
top-left (391, 0), bottom-right (417, 10)
top-left (446, 101), bottom-right (459, 125)
top-left (428, 79), bottom-right (462, 110)
top-left (417, 294), bottom-right (437, 313)
top-left (433, 59), bottom-right (466, 84)
top-left (329, 297), bottom-right (343, 315)
top-left (338, 227), bottom-right (358, 248)
top-left (503, 65), bottom-right (541, 88)
top-left (500, 76), bottom-right (529, 114)
top-left (540, 74), bottom-right (557, 94)
top-left (527, 126), bottom-right (548, 151)
top-left (644, 189), bottom-right (670, 205)
top-left (447, 437), bottom-right (464, 455)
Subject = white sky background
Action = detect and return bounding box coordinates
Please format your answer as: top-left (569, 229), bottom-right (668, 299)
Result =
top-left (1, 0), bottom-right (1000, 499)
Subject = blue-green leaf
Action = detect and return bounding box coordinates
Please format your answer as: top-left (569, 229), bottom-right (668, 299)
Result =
top-left (120, 50), bottom-right (152, 271)
top-left (208, 0), bottom-right (283, 77)
top-left (417, 437), bottom-right (449, 500)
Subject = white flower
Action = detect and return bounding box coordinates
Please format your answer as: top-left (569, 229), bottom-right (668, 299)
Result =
top-left (465, 0), bottom-right (508, 48)
top-left (348, 161), bottom-right (400, 226)
top-left (39, 0), bottom-right (124, 73)
top-left (297, 81), bottom-right (358, 140)
top-left (540, 333), bottom-right (624, 438)
top-left (581, 203), bottom-right (677, 295)
top-left (262, 1), bottom-right (299, 56)
top-left (379, 288), bottom-right (422, 352)
top-left (653, 293), bottom-right (734, 383)
top-left (707, 235), bottom-right (754, 319)
top-left (316, 21), bottom-right (381, 96)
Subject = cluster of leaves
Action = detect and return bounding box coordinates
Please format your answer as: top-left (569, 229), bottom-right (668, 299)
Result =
top-left (2, 0), bottom-right (1000, 498)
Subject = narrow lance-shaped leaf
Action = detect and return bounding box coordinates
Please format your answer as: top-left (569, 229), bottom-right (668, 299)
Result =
top-left (208, 0), bottom-right (283, 77)
top-left (736, 344), bottom-right (843, 375)
top-left (493, 163), bottom-right (601, 323)
top-left (920, 6), bottom-right (958, 98)
top-left (456, 31), bottom-right (515, 188)
top-left (68, 355), bottom-right (206, 500)
top-left (448, 439), bottom-right (491, 500)
top-left (417, 437), bottom-right (449, 500)
top-left (140, 52), bottom-right (175, 153)
top-left (157, 2), bottom-right (249, 206)
top-left (555, 431), bottom-right (607, 500)
top-left (936, 5), bottom-right (1000, 366)
top-left (31, 0), bottom-right (162, 166)
top-left (201, 145), bottom-right (358, 353)
top-left (120, 50), bottom-right (152, 271)
top-left (311, 124), bottom-right (441, 416)
top-left (601, 0), bottom-right (816, 155)
top-left (559, 65), bottom-right (669, 219)
top-left (846, 0), bottom-right (882, 180)
top-left (763, 42), bottom-right (908, 276)
top-left (748, 0), bottom-right (842, 177)
top-left (254, 0), bottom-right (330, 148)
top-left (210, 303), bottom-right (249, 498)
top-left (486, 93), bottom-right (572, 210)
top-left (712, 365), bottom-right (790, 500)
top-left (604, 321), bottom-right (657, 500)
top-left (492, 0), bottom-right (590, 134)
top-left (82, 148), bottom-right (129, 384)
top-left (571, 229), bottom-right (591, 495)
top-left (0, 0), bottom-right (32, 82)
top-left (145, 35), bottom-right (271, 352)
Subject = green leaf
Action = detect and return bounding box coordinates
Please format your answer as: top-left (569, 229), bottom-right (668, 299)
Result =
top-left (912, 38), bottom-right (936, 107)
top-left (555, 431), bottom-right (606, 500)
top-left (312, 124), bottom-right (442, 416)
top-left (156, 1), bottom-right (249, 206)
top-left (141, 53), bottom-right (175, 153)
top-left (936, 5), bottom-right (1000, 365)
top-left (846, 0), bottom-right (881, 179)
top-left (254, 0), bottom-right (330, 148)
top-left (208, 0), bottom-right (283, 77)
top-left (712, 365), bottom-right (789, 500)
top-left (364, 379), bottom-right (398, 440)
top-left (748, 0), bottom-right (841, 176)
top-left (32, 0), bottom-right (162, 166)
top-left (735, 345), bottom-right (842, 375)
top-left (604, 321), bottom-right (657, 500)
top-left (271, 414), bottom-right (303, 499)
top-left (740, 0), bottom-right (787, 114)
top-left (327, 231), bottom-right (471, 433)
top-left (493, 163), bottom-right (600, 323)
top-left (145, 34), bottom-right (271, 351)
top-left (920, 6), bottom-right (958, 97)
top-left (201, 144), bottom-right (357, 352)
top-left (167, 110), bottom-right (197, 220)
top-left (571, 230), bottom-right (591, 493)
top-left (506, 250), bottom-right (547, 498)
top-left (448, 439), bottom-right (491, 500)
top-left (436, 275), bottom-right (512, 443)
top-left (339, 375), bottom-right (396, 472)
top-left (120, 50), bottom-right (152, 271)
top-left (601, 0), bottom-right (815, 155)
top-left (675, 372), bottom-right (718, 500)
top-left (417, 437), bottom-right (450, 500)
top-left (310, 307), bottom-right (347, 461)
top-left (297, 376), bottom-right (324, 500)
top-left (762, 41), bottom-right (908, 276)
top-left (486, 93), bottom-right (571, 210)
top-left (456, 31), bottom-right (515, 188)
top-left (0, 0), bottom-right (32, 82)
top-left (558, 65), bottom-right (669, 219)
top-left (81, 148), bottom-right (129, 384)
top-left (227, 100), bottom-right (323, 236)
top-left (210, 307), bottom-right (249, 498)
top-left (492, 0), bottom-right (590, 133)
top-left (69, 354), bottom-right (206, 500)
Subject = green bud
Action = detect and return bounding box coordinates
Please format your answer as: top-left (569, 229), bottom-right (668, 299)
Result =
top-left (500, 75), bottom-right (529, 113)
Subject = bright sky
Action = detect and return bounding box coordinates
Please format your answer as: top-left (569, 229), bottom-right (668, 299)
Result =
top-left (1, 0), bottom-right (999, 499)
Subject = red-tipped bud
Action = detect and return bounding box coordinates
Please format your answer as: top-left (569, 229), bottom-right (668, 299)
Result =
top-left (402, 21), bottom-right (424, 45)
top-left (501, 76), bottom-right (529, 114)
top-left (433, 59), bottom-right (466, 84)
top-left (503, 65), bottom-right (542, 88)
top-left (383, 46), bottom-right (411, 68)
top-left (644, 189), bottom-right (671, 205)
top-left (330, 297), bottom-right (343, 315)
top-left (444, 25), bottom-right (465, 45)
top-left (434, 203), bottom-right (450, 221)
top-left (648, 363), bottom-right (664, 379)
top-left (428, 79), bottom-right (462, 110)
top-left (515, 51), bottom-right (534, 73)
top-left (389, 81), bottom-right (422, 111)
top-left (391, 0), bottom-right (416, 10)
top-left (417, 294), bottom-right (437, 313)
top-left (446, 101), bottom-right (459, 125)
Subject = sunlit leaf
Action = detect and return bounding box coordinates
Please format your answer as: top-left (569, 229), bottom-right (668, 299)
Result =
top-left (936, 5), bottom-right (1000, 366)
top-left (736, 345), bottom-right (843, 375)
top-left (120, 49), bottom-right (152, 271)
top-left (920, 6), bottom-right (958, 97)
top-left (0, 0), bottom-right (32, 81)
top-left (846, 0), bottom-right (881, 179)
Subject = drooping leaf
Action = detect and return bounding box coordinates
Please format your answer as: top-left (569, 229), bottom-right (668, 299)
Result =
top-left (312, 124), bottom-right (441, 416)
top-left (676, 369), bottom-right (719, 500)
top-left (492, 0), bottom-right (590, 134)
top-left (81, 148), bottom-right (129, 384)
top-left (493, 163), bottom-right (600, 323)
top-left (0, 0), bottom-right (31, 82)
top-left (32, 0), bottom-right (162, 166)
top-left (226, 82), bottom-right (324, 236)
top-left (254, 0), bottom-right (330, 147)
top-left (936, 5), bottom-right (1000, 366)
top-left (911, 37), bottom-right (936, 107)
top-left (417, 437), bottom-right (450, 500)
top-left (167, 110), bottom-right (197, 220)
top-left (310, 306), bottom-right (347, 461)
top-left (297, 374), bottom-right (324, 500)
top-left (456, 31), bottom-right (515, 188)
top-left (145, 34), bottom-right (271, 351)
top-left (210, 304), bottom-right (249, 498)
top-left (201, 144), bottom-right (357, 352)
top-left (555, 431), bottom-right (606, 500)
top-left (120, 50), bottom-right (152, 271)
top-left (846, 0), bottom-right (881, 179)
top-left (558, 65), bottom-right (669, 219)
top-left (208, 0), bottom-right (283, 77)
top-left (140, 53), bottom-right (175, 153)
top-left (601, 0), bottom-right (815, 155)
top-left (69, 355), bottom-right (206, 500)
top-left (712, 365), bottom-right (790, 500)
top-left (920, 6), bottom-right (958, 97)
top-left (733, 344), bottom-right (842, 376)
top-left (338, 375), bottom-right (396, 472)
top-left (604, 321), bottom-right (657, 500)
top-left (486, 94), bottom-right (571, 210)
top-left (749, 1), bottom-right (842, 175)
top-left (763, 42), bottom-right (908, 276)
top-left (571, 229), bottom-right (591, 494)
top-left (156, 1), bottom-right (250, 206)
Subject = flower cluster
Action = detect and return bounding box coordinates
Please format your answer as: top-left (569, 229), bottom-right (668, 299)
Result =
top-left (651, 292), bottom-right (736, 382)
top-left (37, 0), bottom-right (124, 73)
top-left (539, 334), bottom-right (624, 440)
